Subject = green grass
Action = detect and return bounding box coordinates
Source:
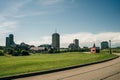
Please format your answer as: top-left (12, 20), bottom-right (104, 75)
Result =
top-left (0, 52), bottom-right (117, 78)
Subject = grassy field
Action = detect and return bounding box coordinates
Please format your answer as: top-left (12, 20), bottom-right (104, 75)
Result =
top-left (0, 52), bottom-right (117, 78)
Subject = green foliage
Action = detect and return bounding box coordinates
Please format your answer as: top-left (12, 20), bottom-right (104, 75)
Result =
top-left (0, 52), bottom-right (117, 78)
top-left (21, 50), bottom-right (30, 56)
top-left (12, 51), bottom-right (19, 56)
top-left (5, 48), bottom-right (14, 55)
top-left (81, 47), bottom-right (90, 52)
top-left (101, 49), bottom-right (109, 53)
top-left (4, 46), bottom-right (30, 56)
top-left (48, 48), bottom-right (54, 53)
top-left (0, 51), bottom-right (4, 56)
top-left (48, 48), bottom-right (60, 53)
top-left (112, 48), bottom-right (120, 53)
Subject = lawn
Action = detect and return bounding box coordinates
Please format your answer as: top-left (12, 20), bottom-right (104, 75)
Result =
top-left (0, 52), bottom-right (117, 78)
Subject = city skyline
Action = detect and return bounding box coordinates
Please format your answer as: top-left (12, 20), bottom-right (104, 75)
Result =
top-left (0, 0), bottom-right (120, 47)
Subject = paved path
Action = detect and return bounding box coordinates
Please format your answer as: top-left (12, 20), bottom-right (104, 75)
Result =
top-left (15, 54), bottom-right (120, 80)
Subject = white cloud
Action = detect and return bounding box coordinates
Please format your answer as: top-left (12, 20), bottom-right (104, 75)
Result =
top-left (16, 36), bottom-right (52, 47)
top-left (1, 0), bottom-right (62, 18)
top-left (0, 0), bottom-right (30, 17)
top-left (16, 40), bottom-right (41, 46)
top-left (0, 0), bottom-right (29, 35)
top-left (0, 21), bottom-right (17, 28)
top-left (0, 21), bottom-right (18, 34)
top-left (0, 0), bottom-right (73, 19)
top-left (0, 0), bottom-right (36, 21)
top-left (61, 32), bottom-right (120, 48)
top-left (0, 16), bottom-right (5, 22)
top-left (20, 32), bottom-right (120, 48)
top-left (0, 0), bottom-right (30, 35)
top-left (0, 20), bottom-right (18, 46)
top-left (26, 36), bottom-right (51, 46)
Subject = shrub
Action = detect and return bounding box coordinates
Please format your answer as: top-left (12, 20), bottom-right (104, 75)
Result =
top-left (0, 51), bottom-right (4, 56)
top-left (12, 51), bottom-right (19, 56)
top-left (48, 48), bottom-right (54, 53)
top-left (21, 50), bottom-right (30, 56)
top-left (6, 48), bottom-right (14, 55)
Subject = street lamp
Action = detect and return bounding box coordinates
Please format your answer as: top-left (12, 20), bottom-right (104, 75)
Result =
top-left (109, 40), bottom-right (112, 54)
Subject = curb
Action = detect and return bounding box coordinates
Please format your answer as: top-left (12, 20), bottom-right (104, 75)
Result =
top-left (0, 56), bottom-right (119, 80)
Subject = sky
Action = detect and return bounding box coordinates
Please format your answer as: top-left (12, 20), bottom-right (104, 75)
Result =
top-left (0, 0), bottom-right (120, 48)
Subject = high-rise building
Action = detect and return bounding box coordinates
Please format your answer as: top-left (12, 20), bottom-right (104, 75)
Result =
top-left (68, 43), bottom-right (76, 51)
top-left (9, 34), bottom-right (14, 45)
top-left (101, 41), bottom-right (109, 50)
top-left (52, 33), bottom-right (60, 51)
top-left (68, 39), bottom-right (80, 51)
top-left (6, 34), bottom-right (15, 47)
top-left (6, 37), bottom-right (10, 47)
top-left (73, 39), bottom-right (79, 49)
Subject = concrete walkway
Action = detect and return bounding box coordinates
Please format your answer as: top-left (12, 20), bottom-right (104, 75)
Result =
top-left (15, 54), bottom-right (120, 80)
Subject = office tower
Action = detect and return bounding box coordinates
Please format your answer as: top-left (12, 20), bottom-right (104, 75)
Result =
top-left (52, 33), bottom-right (60, 51)
top-left (73, 39), bottom-right (79, 48)
top-left (101, 41), bottom-right (109, 49)
top-left (6, 34), bottom-right (15, 47)
top-left (9, 34), bottom-right (14, 45)
top-left (68, 43), bottom-right (76, 51)
top-left (6, 37), bottom-right (10, 47)
top-left (68, 39), bottom-right (80, 51)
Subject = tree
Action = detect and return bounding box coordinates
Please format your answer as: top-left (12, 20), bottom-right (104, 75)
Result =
top-left (12, 51), bottom-right (19, 56)
top-left (0, 51), bottom-right (4, 56)
top-left (48, 48), bottom-right (54, 53)
top-left (5, 48), bottom-right (14, 55)
top-left (21, 50), bottom-right (30, 56)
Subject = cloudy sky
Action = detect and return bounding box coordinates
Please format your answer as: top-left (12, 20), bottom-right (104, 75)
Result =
top-left (0, 0), bottom-right (120, 48)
